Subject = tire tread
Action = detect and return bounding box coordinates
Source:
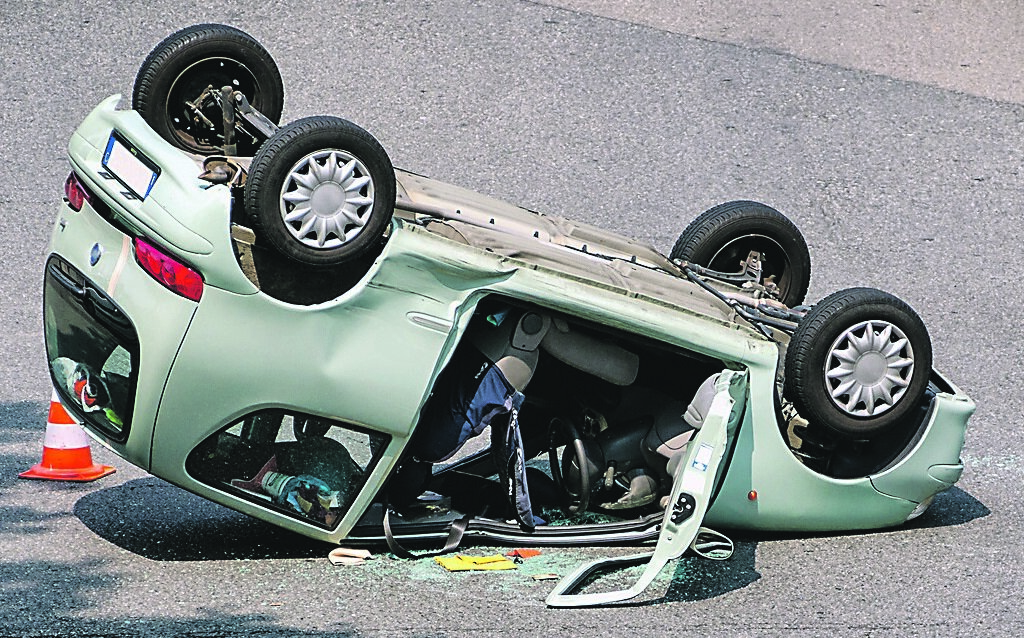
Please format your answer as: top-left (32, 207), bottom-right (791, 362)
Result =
top-left (132, 24), bottom-right (283, 154)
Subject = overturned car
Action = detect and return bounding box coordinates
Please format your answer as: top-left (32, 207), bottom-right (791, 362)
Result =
top-left (45, 25), bottom-right (974, 605)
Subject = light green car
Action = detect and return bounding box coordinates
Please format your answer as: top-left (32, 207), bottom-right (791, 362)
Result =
top-left (44, 25), bottom-right (974, 606)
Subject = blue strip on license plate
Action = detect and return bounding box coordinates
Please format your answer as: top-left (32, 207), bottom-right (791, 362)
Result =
top-left (101, 132), bottom-right (159, 200)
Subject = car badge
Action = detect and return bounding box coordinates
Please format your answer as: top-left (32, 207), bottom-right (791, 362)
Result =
top-left (89, 243), bottom-right (104, 266)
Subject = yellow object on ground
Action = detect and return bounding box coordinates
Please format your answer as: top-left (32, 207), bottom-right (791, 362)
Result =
top-left (435, 554), bottom-right (518, 571)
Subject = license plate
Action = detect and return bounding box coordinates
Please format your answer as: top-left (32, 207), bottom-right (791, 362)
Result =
top-left (101, 131), bottom-right (159, 200)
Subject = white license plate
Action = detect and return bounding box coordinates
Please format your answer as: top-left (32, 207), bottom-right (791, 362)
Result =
top-left (101, 132), bottom-right (159, 200)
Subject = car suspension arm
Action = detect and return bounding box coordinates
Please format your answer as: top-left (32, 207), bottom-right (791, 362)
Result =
top-left (230, 92), bottom-right (279, 139)
top-left (193, 86), bottom-right (280, 156)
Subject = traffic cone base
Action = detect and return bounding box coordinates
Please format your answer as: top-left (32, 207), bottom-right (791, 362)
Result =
top-left (19, 391), bottom-right (115, 482)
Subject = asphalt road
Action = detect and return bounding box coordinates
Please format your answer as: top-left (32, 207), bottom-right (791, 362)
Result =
top-left (1, 1), bottom-right (1021, 636)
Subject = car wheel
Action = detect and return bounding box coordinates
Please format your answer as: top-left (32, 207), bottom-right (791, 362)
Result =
top-left (133, 23), bottom-right (284, 156)
top-left (671, 200), bottom-right (811, 307)
top-left (784, 287), bottom-right (932, 439)
top-left (245, 116), bottom-right (396, 267)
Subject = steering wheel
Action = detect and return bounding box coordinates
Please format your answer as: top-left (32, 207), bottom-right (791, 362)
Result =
top-left (547, 417), bottom-right (591, 515)
top-left (292, 416), bottom-right (332, 441)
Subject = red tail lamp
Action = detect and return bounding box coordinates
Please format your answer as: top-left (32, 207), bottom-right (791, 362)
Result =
top-left (64, 171), bottom-right (93, 212)
top-left (134, 237), bottom-right (204, 301)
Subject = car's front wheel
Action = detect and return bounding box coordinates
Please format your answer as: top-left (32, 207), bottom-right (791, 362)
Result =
top-left (784, 287), bottom-right (932, 439)
top-left (245, 116), bottom-right (396, 267)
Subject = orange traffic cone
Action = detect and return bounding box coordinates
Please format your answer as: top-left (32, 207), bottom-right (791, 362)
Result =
top-left (19, 389), bottom-right (115, 482)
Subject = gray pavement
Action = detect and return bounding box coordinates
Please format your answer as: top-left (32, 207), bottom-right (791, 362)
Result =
top-left (1, 1), bottom-right (1021, 636)
top-left (545, 0), bottom-right (1024, 105)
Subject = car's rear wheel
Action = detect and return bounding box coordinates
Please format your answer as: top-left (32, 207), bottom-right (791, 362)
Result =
top-left (245, 116), bottom-right (396, 267)
top-left (671, 201), bottom-right (811, 307)
top-left (133, 23), bottom-right (284, 156)
top-left (784, 287), bottom-right (932, 439)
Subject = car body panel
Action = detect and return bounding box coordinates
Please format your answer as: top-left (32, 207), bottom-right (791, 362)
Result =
top-left (870, 382), bottom-right (974, 503)
top-left (394, 170), bottom-right (679, 273)
top-left (146, 219), bottom-right (781, 543)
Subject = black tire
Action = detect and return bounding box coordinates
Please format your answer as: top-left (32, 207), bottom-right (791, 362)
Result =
top-left (784, 287), bottom-right (932, 439)
top-left (245, 116), bottom-right (396, 267)
top-left (133, 24), bottom-right (284, 156)
top-left (671, 201), bottom-right (811, 307)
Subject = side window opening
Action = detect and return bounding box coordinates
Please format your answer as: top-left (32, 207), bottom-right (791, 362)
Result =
top-left (186, 410), bottom-right (390, 529)
top-left (386, 295), bottom-right (732, 528)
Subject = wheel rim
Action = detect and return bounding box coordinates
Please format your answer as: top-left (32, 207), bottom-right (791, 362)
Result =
top-left (165, 57), bottom-right (263, 153)
top-left (708, 234), bottom-right (794, 299)
top-left (278, 149), bottom-right (376, 250)
top-left (824, 319), bottom-right (915, 417)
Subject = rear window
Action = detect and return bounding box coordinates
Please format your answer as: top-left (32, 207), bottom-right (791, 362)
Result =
top-left (43, 256), bottom-right (139, 441)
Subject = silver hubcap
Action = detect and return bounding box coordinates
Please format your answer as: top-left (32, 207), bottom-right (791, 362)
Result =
top-left (279, 149), bottom-right (375, 250)
top-left (824, 320), bottom-right (915, 417)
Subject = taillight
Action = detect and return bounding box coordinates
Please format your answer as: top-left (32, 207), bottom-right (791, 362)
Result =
top-left (133, 237), bottom-right (204, 301)
top-left (64, 171), bottom-right (93, 211)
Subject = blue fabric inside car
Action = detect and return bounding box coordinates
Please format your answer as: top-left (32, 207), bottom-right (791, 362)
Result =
top-left (391, 345), bottom-right (539, 529)
top-left (416, 352), bottom-right (523, 464)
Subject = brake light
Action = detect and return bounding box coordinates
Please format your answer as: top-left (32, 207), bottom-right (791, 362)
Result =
top-left (64, 171), bottom-right (93, 211)
top-left (133, 238), bottom-right (204, 301)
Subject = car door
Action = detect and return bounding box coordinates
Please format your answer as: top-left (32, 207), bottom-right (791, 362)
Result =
top-left (545, 369), bottom-right (746, 607)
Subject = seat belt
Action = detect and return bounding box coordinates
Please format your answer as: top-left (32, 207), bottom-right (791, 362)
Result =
top-left (383, 507), bottom-right (470, 559)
